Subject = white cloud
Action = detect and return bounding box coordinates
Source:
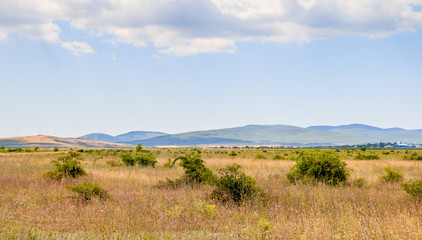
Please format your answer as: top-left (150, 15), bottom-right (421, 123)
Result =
top-left (61, 41), bottom-right (95, 55)
top-left (0, 0), bottom-right (422, 55)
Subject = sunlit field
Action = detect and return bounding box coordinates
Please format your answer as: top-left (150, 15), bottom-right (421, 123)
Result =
top-left (1, 148), bottom-right (422, 239)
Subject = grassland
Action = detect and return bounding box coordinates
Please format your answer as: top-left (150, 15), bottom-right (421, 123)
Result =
top-left (1, 148), bottom-right (422, 239)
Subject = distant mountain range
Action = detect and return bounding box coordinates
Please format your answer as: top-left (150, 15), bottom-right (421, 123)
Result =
top-left (79, 131), bottom-right (167, 143)
top-left (79, 124), bottom-right (422, 147)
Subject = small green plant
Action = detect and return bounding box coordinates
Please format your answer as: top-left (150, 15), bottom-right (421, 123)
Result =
top-left (66, 182), bottom-right (109, 202)
top-left (350, 178), bottom-right (366, 188)
top-left (43, 152), bottom-right (86, 180)
top-left (257, 217), bottom-right (274, 239)
top-left (53, 147), bottom-right (59, 152)
top-left (381, 167), bottom-right (403, 183)
top-left (402, 180), bottom-right (422, 199)
top-left (286, 151), bottom-right (348, 185)
top-left (163, 158), bottom-right (178, 168)
top-left (135, 144), bottom-right (143, 152)
top-left (211, 164), bottom-right (260, 204)
top-left (272, 155), bottom-right (284, 160)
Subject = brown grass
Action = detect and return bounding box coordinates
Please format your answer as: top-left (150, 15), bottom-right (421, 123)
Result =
top-left (0, 149), bottom-right (422, 239)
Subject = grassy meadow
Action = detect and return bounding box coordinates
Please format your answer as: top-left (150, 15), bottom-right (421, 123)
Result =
top-left (1, 148), bottom-right (422, 239)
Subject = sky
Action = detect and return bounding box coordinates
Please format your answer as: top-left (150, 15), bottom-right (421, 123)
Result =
top-left (1, 0), bottom-right (422, 138)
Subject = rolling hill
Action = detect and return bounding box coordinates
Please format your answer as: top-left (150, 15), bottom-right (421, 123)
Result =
top-left (0, 135), bottom-right (130, 149)
top-left (127, 124), bottom-right (422, 146)
top-left (79, 131), bottom-right (167, 143)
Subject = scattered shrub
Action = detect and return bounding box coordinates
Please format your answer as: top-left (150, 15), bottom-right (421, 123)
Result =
top-left (403, 153), bottom-right (422, 160)
top-left (255, 154), bottom-right (267, 159)
top-left (272, 155), bottom-right (284, 160)
top-left (66, 182), bottom-right (109, 202)
top-left (381, 167), bottom-right (403, 183)
top-left (211, 164), bottom-right (260, 204)
top-left (43, 152), bottom-right (86, 180)
top-left (135, 144), bottom-right (143, 152)
top-left (286, 151), bottom-right (348, 185)
top-left (53, 147), bottom-right (59, 152)
top-left (161, 153), bottom-right (214, 188)
top-left (135, 152), bottom-right (157, 167)
top-left (120, 148), bottom-right (157, 167)
top-left (402, 180), bottom-right (422, 199)
top-left (229, 151), bottom-right (237, 157)
top-left (354, 153), bottom-right (380, 160)
top-left (121, 151), bottom-right (136, 166)
top-left (163, 158), bottom-right (178, 168)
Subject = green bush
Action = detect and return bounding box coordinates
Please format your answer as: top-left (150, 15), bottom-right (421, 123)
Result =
top-left (381, 167), bottom-right (403, 183)
top-left (43, 152), bottom-right (86, 180)
top-left (354, 153), bottom-right (380, 160)
top-left (272, 155), bottom-right (284, 160)
top-left (53, 147), bottom-right (59, 152)
top-left (160, 153), bottom-right (214, 188)
top-left (135, 151), bottom-right (157, 167)
top-left (402, 180), bottom-right (422, 199)
top-left (286, 151), bottom-right (348, 185)
top-left (255, 154), bottom-right (267, 159)
top-left (229, 151), bottom-right (237, 157)
top-left (403, 153), bottom-right (422, 160)
top-left (120, 151), bottom-right (136, 166)
top-left (66, 182), bottom-right (109, 202)
top-left (211, 164), bottom-right (260, 204)
top-left (120, 148), bottom-right (157, 167)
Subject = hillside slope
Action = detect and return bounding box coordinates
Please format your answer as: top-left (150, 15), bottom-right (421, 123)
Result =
top-left (0, 135), bottom-right (129, 148)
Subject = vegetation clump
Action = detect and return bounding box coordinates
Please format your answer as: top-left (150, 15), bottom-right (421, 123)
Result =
top-left (43, 151), bottom-right (86, 180)
top-left (403, 153), bottom-right (422, 160)
top-left (120, 145), bottom-right (157, 167)
top-left (286, 151), bottom-right (348, 185)
top-left (402, 180), bottom-right (422, 199)
top-left (211, 164), bottom-right (260, 204)
top-left (161, 153), bottom-right (214, 188)
top-left (354, 153), bottom-right (380, 160)
top-left (381, 167), bottom-right (403, 183)
top-left (66, 182), bottom-right (109, 202)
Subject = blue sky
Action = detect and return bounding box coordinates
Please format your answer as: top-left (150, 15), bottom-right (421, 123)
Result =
top-left (1, 0), bottom-right (422, 137)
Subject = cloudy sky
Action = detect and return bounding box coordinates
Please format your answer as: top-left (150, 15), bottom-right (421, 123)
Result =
top-left (1, 0), bottom-right (422, 137)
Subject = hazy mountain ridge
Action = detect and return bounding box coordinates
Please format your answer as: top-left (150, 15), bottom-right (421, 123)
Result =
top-left (132, 124), bottom-right (422, 146)
top-left (79, 131), bottom-right (167, 143)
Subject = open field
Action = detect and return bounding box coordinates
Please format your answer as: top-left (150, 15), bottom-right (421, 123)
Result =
top-left (1, 148), bottom-right (422, 239)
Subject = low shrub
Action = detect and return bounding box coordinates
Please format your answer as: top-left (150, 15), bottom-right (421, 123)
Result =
top-left (43, 152), bottom-right (86, 180)
top-left (135, 151), bottom-right (157, 167)
top-left (255, 154), bottom-right (267, 159)
top-left (211, 164), bottom-right (260, 204)
top-left (354, 153), bottom-right (380, 160)
top-left (403, 153), bottom-right (422, 160)
top-left (160, 153), bottom-right (214, 188)
top-left (66, 182), bottom-right (109, 202)
top-left (402, 180), bottom-right (422, 199)
top-left (286, 151), bottom-right (348, 185)
top-left (381, 167), bottom-right (403, 183)
top-left (106, 159), bottom-right (123, 167)
top-left (272, 155), bottom-right (284, 160)
top-left (120, 149), bottom-right (157, 167)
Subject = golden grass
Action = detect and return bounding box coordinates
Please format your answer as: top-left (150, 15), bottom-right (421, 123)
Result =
top-left (0, 149), bottom-right (422, 239)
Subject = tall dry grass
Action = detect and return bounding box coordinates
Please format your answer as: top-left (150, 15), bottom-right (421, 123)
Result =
top-left (0, 149), bottom-right (422, 239)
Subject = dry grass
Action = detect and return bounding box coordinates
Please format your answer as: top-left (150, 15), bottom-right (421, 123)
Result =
top-left (1, 149), bottom-right (422, 239)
